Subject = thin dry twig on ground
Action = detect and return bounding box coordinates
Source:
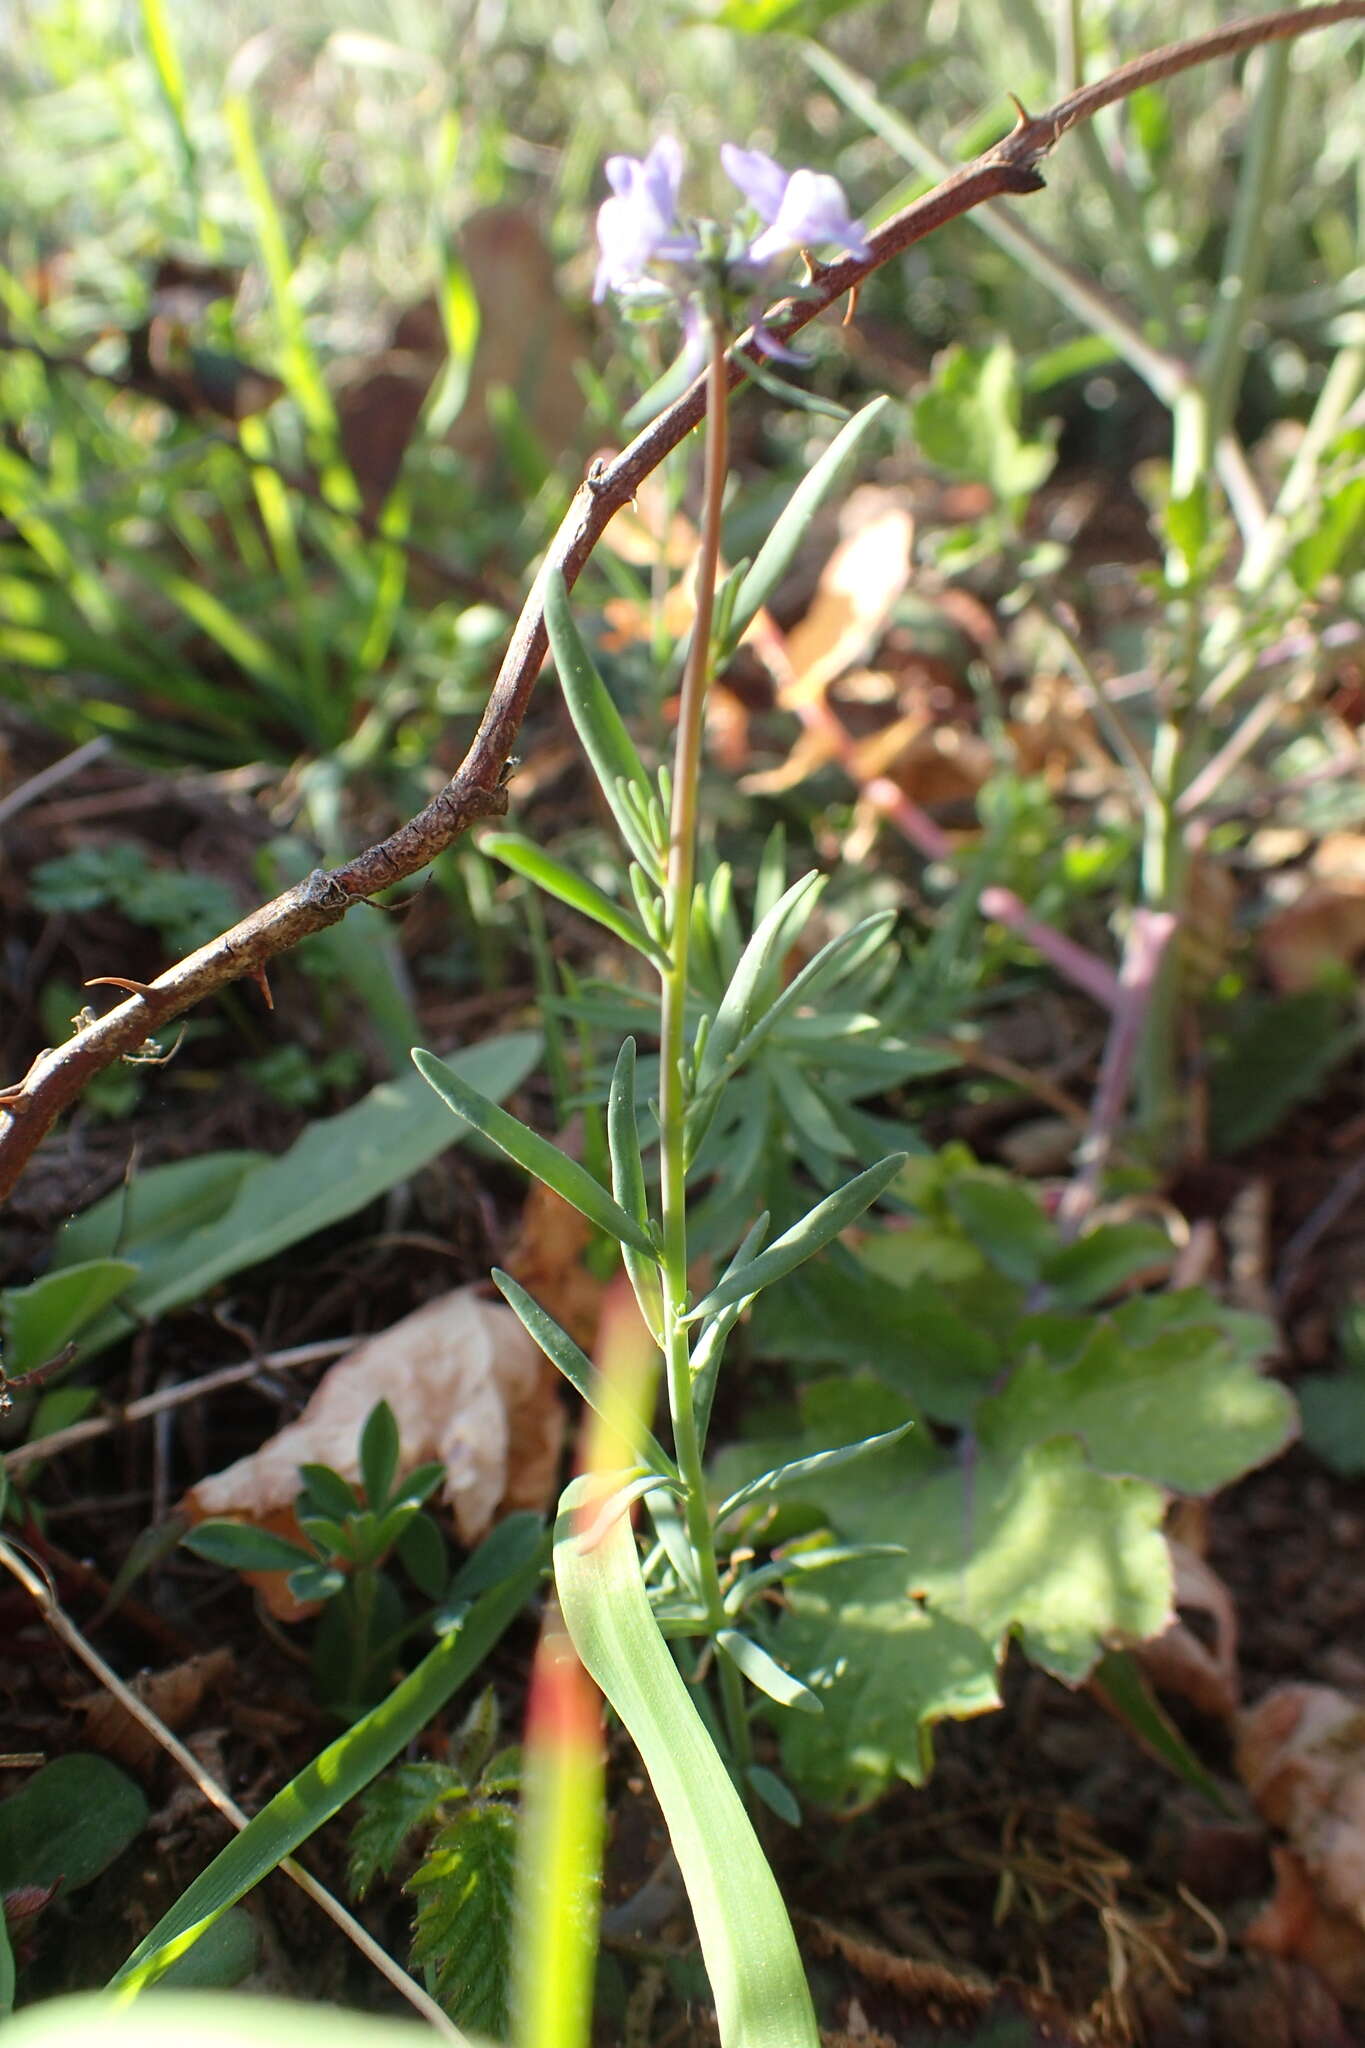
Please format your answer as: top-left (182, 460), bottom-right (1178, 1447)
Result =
top-left (2, 1), bottom-right (1361, 1200)
top-left (0, 1534), bottom-right (467, 2040)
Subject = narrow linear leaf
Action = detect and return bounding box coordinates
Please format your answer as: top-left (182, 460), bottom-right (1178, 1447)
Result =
top-left (554, 1475), bottom-right (819, 2048)
top-left (716, 1630), bottom-right (822, 1715)
top-left (415, 1049), bottom-right (654, 1256)
top-left (492, 1271), bottom-right (676, 1480)
top-left (482, 834), bottom-right (666, 966)
top-left (727, 911), bottom-right (897, 1072)
top-left (716, 1423), bottom-right (915, 1524)
top-left (729, 398), bottom-right (891, 641)
top-left (545, 570), bottom-right (659, 874)
top-left (698, 872), bottom-right (826, 1091)
top-left (745, 1764), bottom-right (801, 1828)
top-left (684, 1154), bottom-right (908, 1323)
top-left (1090, 1651), bottom-right (1232, 1813)
top-left (725, 1545), bottom-right (910, 1615)
top-left (108, 1537), bottom-right (545, 1992)
top-left (691, 1214), bottom-right (769, 1447)
top-left (607, 1040), bottom-right (663, 1338)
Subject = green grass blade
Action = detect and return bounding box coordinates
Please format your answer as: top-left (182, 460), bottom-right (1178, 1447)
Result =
top-left (684, 1155), bottom-right (908, 1323)
top-left (554, 1474), bottom-right (819, 2048)
top-left (414, 1049), bottom-right (655, 1257)
top-left (108, 1538), bottom-right (546, 1992)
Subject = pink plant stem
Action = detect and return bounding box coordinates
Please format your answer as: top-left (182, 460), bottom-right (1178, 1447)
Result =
top-left (1056, 909), bottom-right (1179, 1236)
top-left (802, 684), bottom-right (1122, 1010)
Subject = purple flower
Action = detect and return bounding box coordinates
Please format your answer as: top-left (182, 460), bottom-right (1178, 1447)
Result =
top-left (593, 137), bottom-right (700, 302)
top-left (721, 144), bottom-right (870, 269)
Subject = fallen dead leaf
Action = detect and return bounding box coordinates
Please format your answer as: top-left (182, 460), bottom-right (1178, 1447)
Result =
top-left (502, 1179), bottom-right (604, 1355)
top-left (1139, 1539), bottom-right (1240, 1722)
top-left (1258, 881), bottom-right (1365, 993)
top-left (183, 1285), bottom-right (563, 1563)
top-left (1237, 1684), bottom-right (1365, 2001)
top-left (780, 495), bottom-right (914, 705)
top-left (76, 1647), bottom-right (235, 1772)
top-left (1244, 1846), bottom-right (1365, 2007)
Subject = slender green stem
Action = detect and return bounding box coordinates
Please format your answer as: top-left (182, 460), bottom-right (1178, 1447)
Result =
top-left (653, 325), bottom-right (751, 1773)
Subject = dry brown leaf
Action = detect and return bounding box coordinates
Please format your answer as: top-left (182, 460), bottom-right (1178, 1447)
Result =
top-left (1237, 1683), bottom-right (1365, 1995)
top-left (599, 473), bottom-right (699, 569)
top-left (1258, 882), bottom-right (1365, 993)
top-left (76, 1648), bottom-right (235, 1772)
top-left (780, 499), bottom-right (914, 704)
top-left (1244, 1847), bottom-right (1365, 2007)
top-left (1139, 1538), bottom-right (1240, 1722)
top-left (502, 1179), bottom-right (604, 1355)
top-left (183, 1286), bottom-right (563, 1551)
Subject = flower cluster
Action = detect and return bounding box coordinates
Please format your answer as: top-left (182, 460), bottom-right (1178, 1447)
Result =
top-left (593, 136), bottom-right (870, 364)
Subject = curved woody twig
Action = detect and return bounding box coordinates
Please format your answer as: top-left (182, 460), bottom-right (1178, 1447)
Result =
top-left (3, 0), bottom-right (1362, 1201)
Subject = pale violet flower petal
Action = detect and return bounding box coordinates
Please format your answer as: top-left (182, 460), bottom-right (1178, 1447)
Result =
top-left (746, 168), bottom-right (870, 267)
top-left (594, 138), bottom-right (695, 301)
top-left (638, 135), bottom-right (685, 219)
top-left (720, 143), bottom-right (790, 224)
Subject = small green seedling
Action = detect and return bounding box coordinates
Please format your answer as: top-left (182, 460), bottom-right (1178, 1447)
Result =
top-left (183, 1400), bottom-right (450, 1717)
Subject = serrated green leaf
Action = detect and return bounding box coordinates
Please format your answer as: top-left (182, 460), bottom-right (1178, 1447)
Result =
top-left (684, 1153), bottom-right (907, 1322)
top-left (110, 1534), bottom-right (544, 1992)
top-left (906, 1441), bottom-right (1173, 1683)
top-left (545, 569), bottom-right (658, 875)
top-left (492, 1271), bottom-right (676, 1478)
top-left (1039, 1221), bottom-right (1173, 1305)
top-left (774, 1561), bottom-right (999, 1810)
top-left (554, 1473), bottom-right (819, 2048)
top-left (728, 400), bottom-right (891, 642)
top-left (415, 1050), bottom-right (653, 1256)
top-left (482, 832), bottom-right (667, 964)
top-left (944, 1175), bottom-right (1054, 1284)
top-left (724, 1544), bottom-right (910, 1615)
top-left (977, 1318), bottom-right (1297, 1495)
top-left (348, 1761), bottom-right (470, 1898)
top-left (408, 1801), bottom-right (518, 2038)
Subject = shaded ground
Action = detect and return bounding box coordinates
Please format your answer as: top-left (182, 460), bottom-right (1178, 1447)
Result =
top-left (3, 686), bottom-right (1364, 2046)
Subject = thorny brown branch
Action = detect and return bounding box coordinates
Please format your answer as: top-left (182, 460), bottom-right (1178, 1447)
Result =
top-left (3, 0), bottom-right (1362, 1203)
